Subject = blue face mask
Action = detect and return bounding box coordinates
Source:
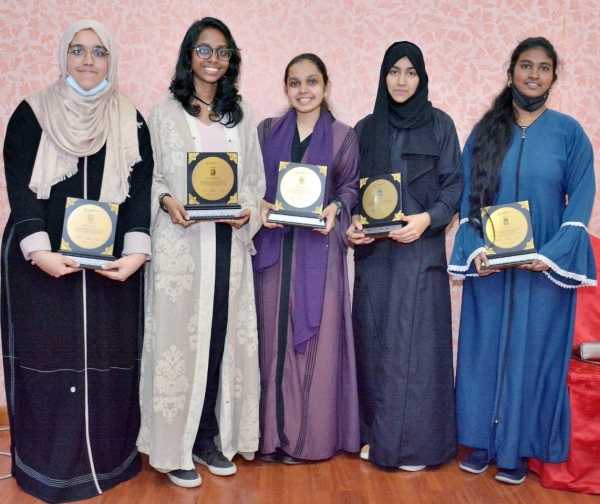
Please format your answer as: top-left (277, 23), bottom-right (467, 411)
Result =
top-left (66, 75), bottom-right (109, 96)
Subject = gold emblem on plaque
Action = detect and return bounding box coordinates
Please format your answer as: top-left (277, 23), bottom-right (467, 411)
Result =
top-left (66, 204), bottom-right (113, 250)
top-left (362, 179), bottom-right (398, 220)
top-left (280, 166), bottom-right (322, 209)
top-left (485, 207), bottom-right (528, 249)
top-left (191, 156), bottom-right (235, 201)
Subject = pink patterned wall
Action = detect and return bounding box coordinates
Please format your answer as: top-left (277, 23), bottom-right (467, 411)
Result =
top-left (1, 0), bottom-right (599, 409)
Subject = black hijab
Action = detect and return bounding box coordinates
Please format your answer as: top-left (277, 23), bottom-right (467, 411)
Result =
top-left (359, 41), bottom-right (439, 177)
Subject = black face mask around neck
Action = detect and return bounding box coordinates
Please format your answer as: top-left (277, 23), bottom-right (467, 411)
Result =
top-left (511, 84), bottom-right (550, 113)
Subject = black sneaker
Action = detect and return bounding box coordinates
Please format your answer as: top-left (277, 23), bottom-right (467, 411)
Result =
top-left (459, 450), bottom-right (490, 474)
top-left (193, 447), bottom-right (237, 476)
top-left (167, 469), bottom-right (202, 488)
top-left (495, 459), bottom-right (527, 485)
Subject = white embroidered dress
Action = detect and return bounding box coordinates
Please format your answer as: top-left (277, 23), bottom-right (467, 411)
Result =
top-left (137, 95), bottom-right (265, 471)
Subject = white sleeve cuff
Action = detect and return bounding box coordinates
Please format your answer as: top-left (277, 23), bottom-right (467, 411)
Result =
top-left (122, 231), bottom-right (152, 260)
top-left (20, 231), bottom-right (51, 261)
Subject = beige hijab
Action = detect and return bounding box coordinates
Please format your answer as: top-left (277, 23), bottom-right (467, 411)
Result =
top-left (26, 19), bottom-right (140, 203)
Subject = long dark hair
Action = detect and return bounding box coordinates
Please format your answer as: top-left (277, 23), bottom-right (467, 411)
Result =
top-left (468, 37), bottom-right (558, 224)
top-left (284, 53), bottom-right (330, 110)
top-left (169, 17), bottom-right (243, 127)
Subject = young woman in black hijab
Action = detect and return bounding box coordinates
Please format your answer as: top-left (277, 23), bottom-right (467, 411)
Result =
top-left (347, 41), bottom-right (463, 469)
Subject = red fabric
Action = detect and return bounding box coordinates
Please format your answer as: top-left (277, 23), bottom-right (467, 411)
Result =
top-left (529, 234), bottom-right (600, 494)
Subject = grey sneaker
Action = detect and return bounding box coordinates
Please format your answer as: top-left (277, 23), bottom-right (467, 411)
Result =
top-left (167, 469), bottom-right (202, 488)
top-left (193, 447), bottom-right (237, 476)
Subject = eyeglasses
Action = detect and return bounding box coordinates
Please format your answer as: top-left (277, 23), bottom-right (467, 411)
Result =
top-left (67, 45), bottom-right (110, 62)
top-left (194, 44), bottom-right (233, 61)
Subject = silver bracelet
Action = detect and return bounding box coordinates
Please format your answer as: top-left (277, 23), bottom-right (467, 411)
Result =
top-left (31, 251), bottom-right (50, 266)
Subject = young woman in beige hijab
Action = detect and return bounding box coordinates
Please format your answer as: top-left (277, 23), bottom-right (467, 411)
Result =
top-left (1, 19), bottom-right (152, 502)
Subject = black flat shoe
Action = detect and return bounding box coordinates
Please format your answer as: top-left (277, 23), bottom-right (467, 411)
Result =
top-left (260, 452), bottom-right (281, 462)
top-left (282, 454), bottom-right (304, 465)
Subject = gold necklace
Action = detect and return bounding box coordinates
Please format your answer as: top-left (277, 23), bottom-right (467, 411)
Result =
top-left (515, 108), bottom-right (546, 126)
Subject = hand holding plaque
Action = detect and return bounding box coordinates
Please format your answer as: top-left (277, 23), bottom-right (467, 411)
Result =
top-left (185, 152), bottom-right (243, 220)
top-left (480, 201), bottom-right (537, 269)
top-left (266, 162), bottom-right (327, 229)
top-left (59, 197), bottom-right (119, 269)
top-left (358, 173), bottom-right (403, 237)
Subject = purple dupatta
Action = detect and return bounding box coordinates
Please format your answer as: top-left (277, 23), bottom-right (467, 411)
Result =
top-left (253, 108), bottom-right (334, 353)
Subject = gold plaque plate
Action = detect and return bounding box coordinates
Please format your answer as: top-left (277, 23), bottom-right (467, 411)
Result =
top-left (66, 204), bottom-right (113, 250)
top-left (191, 156), bottom-right (235, 202)
top-left (485, 206), bottom-right (528, 249)
top-left (279, 166), bottom-right (323, 209)
top-left (362, 179), bottom-right (399, 220)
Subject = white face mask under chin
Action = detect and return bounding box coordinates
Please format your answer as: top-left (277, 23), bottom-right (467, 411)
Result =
top-left (66, 75), bottom-right (109, 96)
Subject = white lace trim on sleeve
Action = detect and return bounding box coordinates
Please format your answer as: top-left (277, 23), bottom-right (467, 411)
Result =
top-left (448, 246), bottom-right (487, 279)
top-left (561, 221), bottom-right (588, 230)
top-left (537, 254), bottom-right (597, 289)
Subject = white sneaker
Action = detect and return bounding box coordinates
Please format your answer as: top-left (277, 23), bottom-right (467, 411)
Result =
top-left (360, 444), bottom-right (370, 461)
top-left (167, 469), bottom-right (202, 488)
top-left (399, 465), bottom-right (426, 472)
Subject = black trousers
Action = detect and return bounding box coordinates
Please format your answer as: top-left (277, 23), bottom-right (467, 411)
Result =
top-left (193, 224), bottom-right (232, 452)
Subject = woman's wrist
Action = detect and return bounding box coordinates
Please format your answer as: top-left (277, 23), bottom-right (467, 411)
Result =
top-left (158, 192), bottom-right (172, 212)
top-left (328, 199), bottom-right (342, 216)
top-left (31, 250), bottom-right (51, 265)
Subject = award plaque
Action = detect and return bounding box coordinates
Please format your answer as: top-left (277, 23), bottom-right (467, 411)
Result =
top-left (266, 162), bottom-right (327, 229)
top-left (59, 197), bottom-right (119, 269)
top-left (480, 200), bottom-right (537, 268)
top-left (185, 152), bottom-right (242, 220)
top-left (358, 173), bottom-right (403, 236)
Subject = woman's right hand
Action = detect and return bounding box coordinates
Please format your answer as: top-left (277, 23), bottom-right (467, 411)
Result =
top-left (346, 218), bottom-right (374, 246)
top-left (31, 250), bottom-right (82, 278)
top-left (260, 199), bottom-right (283, 229)
top-left (474, 251), bottom-right (500, 276)
top-left (161, 195), bottom-right (196, 228)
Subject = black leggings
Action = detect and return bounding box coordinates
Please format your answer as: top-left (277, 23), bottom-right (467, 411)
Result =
top-left (193, 224), bottom-right (232, 452)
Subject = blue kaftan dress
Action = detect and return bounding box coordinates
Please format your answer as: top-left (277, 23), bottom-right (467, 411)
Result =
top-left (448, 109), bottom-right (596, 469)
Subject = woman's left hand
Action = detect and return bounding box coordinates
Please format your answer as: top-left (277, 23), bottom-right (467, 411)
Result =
top-left (315, 202), bottom-right (338, 236)
top-left (518, 259), bottom-right (550, 272)
top-left (388, 212), bottom-right (431, 243)
top-left (216, 209), bottom-right (250, 229)
top-left (96, 253), bottom-right (147, 282)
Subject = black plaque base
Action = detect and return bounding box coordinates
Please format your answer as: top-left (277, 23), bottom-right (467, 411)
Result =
top-left (62, 253), bottom-right (118, 271)
top-left (480, 252), bottom-right (537, 269)
top-left (362, 223), bottom-right (404, 237)
top-left (267, 210), bottom-right (326, 229)
top-left (185, 205), bottom-right (243, 220)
